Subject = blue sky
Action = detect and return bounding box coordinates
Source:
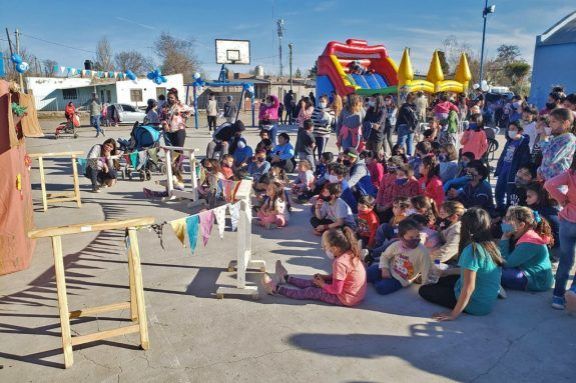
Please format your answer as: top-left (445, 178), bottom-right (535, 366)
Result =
top-left (1, 0), bottom-right (574, 79)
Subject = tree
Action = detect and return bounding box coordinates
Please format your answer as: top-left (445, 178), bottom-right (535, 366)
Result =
top-left (505, 61), bottom-right (531, 95)
top-left (114, 51), bottom-right (153, 74)
top-left (94, 37), bottom-right (114, 71)
top-left (437, 51), bottom-right (450, 75)
top-left (2, 47), bottom-right (42, 82)
top-left (42, 59), bottom-right (58, 77)
top-left (496, 45), bottom-right (521, 64)
top-left (308, 61), bottom-right (318, 79)
top-left (295, 68), bottom-right (302, 78)
top-left (154, 32), bottom-right (199, 82)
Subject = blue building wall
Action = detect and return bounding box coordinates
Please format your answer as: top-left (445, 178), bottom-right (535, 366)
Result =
top-left (530, 41), bottom-right (576, 108)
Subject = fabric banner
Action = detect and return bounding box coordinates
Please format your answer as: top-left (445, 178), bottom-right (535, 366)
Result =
top-left (220, 180), bottom-right (241, 203)
top-left (170, 218), bottom-right (187, 246)
top-left (213, 205), bottom-right (227, 238)
top-left (229, 202), bottom-right (240, 232)
top-left (198, 210), bottom-right (214, 246)
top-left (186, 215), bottom-right (199, 254)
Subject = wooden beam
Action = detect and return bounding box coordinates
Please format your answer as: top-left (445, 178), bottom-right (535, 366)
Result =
top-left (29, 151), bottom-right (84, 158)
top-left (38, 157), bottom-right (48, 212)
top-left (28, 217), bottom-right (155, 239)
top-left (128, 228), bottom-right (150, 350)
top-left (70, 324), bottom-right (140, 346)
top-left (52, 236), bottom-right (74, 368)
top-left (46, 196), bottom-right (80, 203)
top-left (71, 155), bottom-right (82, 208)
top-left (69, 302), bottom-right (131, 319)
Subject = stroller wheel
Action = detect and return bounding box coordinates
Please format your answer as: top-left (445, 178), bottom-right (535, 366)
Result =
top-left (139, 171), bottom-right (145, 182)
top-left (73, 133), bottom-right (78, 139)
top-left (127, 170), bottom-right (133, 180)
top-left (159, 164), bottom-right (167, 174)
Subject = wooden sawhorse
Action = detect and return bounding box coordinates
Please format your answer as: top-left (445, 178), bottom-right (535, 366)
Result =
top-left (29, 151), bottom-right (84, 212)
top-left (28, 216), bottom-right (155, 368)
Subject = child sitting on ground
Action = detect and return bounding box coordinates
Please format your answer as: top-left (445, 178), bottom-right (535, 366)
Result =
top-left (367, 218), bottom-right (432, 295)
top-left (430, 201), bottom-right (464, 265)
top-left (262, 227), bottom-right (367, 306)
top-left (292, 160), bottom-right (315, 202)
top-left (312, 152), bottom-right (334, 192)
top-left (257, 181), bottom-right (288, 229)
top-left (311, 183), bottom-right (356, 235)
top-left (356, 195), bottom-right (380, 249)
top-left (220, 154), bottom-right (235, 180)
top-left (411, 213), bottom-right (442, 250)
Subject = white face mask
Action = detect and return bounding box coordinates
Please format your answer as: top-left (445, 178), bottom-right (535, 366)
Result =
top-left (320, 102), bottom-right (327, 108)
top-left (325, 249), bottom-right (335, 259)
top-left (508, 130), bottom-right (518, 139)
top-left (406, 208), bottom-right (416, 216)
top-left (544, 127), bottom-right (552, 136)
top-left (328, 175), bottom-right (339, 183)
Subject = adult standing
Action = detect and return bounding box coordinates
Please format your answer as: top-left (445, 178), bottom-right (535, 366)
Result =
top-left (330, 92), bottom-right (343, 126)
top-left (396, 93), bottom-right (418, 156)
top-left (309, 91), bottom-right (316, 106)
top-left (223, 95), bottom-right (237, 123)
top-left (89, 93), bottom-right (105, 138)
top-left (296, 97), bottom-right (314, 128)
top-left (364, 95), bottom-right (386, 157)
top-left (206, 94), bottom-right (218, 132)
top-left (414, 91), bottom-right (428, 124)
top-left (311, 95), bottom-right (335, 160)
top-left (261, 95), bottom-right (280, 145)
top-left (284, 90), bottom-right (295, 124)
top-left (161, 88), bottom-right (192, 149)
top-left (382, 95), bottom-right (397, 156)
top-left (144, 99), bottom-right (160, 125)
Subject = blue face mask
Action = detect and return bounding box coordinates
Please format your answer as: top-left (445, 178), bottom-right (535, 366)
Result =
top-left (501, 222), bottom-right (515, 233)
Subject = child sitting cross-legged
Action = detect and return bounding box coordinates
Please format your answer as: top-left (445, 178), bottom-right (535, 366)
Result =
top-left (292, 159), bottom-right (315, 203)
top-left (356, 195), bottom-right (380, 249)
top-left (310, 183), bottom-right (356, 235)
top-left (257, 181), bottom-right (288, 229)
top-left (366, 218), bottom-right (432, 295)
top-left (262, 227), bottom-right (367, 306)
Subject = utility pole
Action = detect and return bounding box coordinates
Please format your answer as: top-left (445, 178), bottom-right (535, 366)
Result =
top-left (288, 43), bottom-right (293, 91)
top-left (15, 28), bottom-right (24, 90)
top-left (276, 19), bottom-right (284, 77)
top-left (479, 1), bottom-right (496, 86)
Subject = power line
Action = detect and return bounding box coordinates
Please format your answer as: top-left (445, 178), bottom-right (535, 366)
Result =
top-left (20, 33), bottom-right (96, 54)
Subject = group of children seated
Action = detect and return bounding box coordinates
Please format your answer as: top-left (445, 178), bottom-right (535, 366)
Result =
top-left (258, 98), bottom-right (576, 320)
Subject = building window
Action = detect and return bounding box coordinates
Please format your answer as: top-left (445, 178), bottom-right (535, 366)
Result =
top-left (62, 88), bottom-right (77, 100)
top-left (130, 89), bottom-right (143, 102)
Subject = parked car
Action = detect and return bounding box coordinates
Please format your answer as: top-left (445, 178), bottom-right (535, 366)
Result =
top-left (107, 103), bottom-right (146, 125)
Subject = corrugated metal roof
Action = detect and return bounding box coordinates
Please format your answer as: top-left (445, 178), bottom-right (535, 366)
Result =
top-left (539, 10), bottom-right (576, 46)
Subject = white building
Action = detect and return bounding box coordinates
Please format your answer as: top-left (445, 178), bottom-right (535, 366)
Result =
top-left (26, 74), bottom-right (185, 111)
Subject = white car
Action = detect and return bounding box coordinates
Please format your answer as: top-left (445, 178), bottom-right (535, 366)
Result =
top-left (108, 103), bottom-right (146, 125)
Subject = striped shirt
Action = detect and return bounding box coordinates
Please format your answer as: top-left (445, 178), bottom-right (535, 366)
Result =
top-left (311, 106), bottom-right (335, 137)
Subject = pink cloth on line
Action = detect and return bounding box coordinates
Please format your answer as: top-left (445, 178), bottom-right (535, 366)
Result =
top-left (198, 210), bottom-right (214, 246)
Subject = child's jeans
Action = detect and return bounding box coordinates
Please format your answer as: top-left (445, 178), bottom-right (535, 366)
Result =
top-left (501, 267), bottom-right (528, 290)
top-left (554, 218), bottom-right (576, 297)
top-left (278, 276), bottom-right (342, 305)
top-left (257, 210), bottom-right (286, 227)
top-left (366, 264), bottom-right (403, 295)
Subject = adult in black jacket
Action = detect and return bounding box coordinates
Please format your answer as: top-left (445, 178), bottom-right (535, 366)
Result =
top-left (363, 95), bottom-right (386, 157)
top-left (396, 92), bottom-right (418, 156)
top-left (206, 120), bottom-right (245, 158)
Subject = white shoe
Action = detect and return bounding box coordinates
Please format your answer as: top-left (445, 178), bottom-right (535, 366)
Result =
top-left (261, 274), bottom-right (277, 295)
top-left (275, 260), bottom-right (288, 284)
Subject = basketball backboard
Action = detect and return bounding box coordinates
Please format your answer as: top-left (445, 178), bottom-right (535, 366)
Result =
top-left (215, 39), bottom-right (251, 65)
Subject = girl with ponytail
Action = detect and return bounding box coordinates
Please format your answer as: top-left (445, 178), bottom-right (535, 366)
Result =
top-left (262, 227), bottom-right (367, 306)
top-left (499, 206), bottom-right (554, 292)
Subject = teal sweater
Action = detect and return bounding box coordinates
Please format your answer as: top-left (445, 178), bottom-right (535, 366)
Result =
top-left (499, 230), bottom-right (554, 292)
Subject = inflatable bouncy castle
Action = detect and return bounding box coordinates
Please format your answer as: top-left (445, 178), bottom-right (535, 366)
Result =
top-left (316, 39), bottom-right (472, 98)
top-left (316, 39), bottom-right (399, 98)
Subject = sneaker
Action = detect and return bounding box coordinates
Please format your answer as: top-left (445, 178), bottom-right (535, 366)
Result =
top-left (101, 130), bottom-right (106, 137)
top-left (275, 260), bottom-right (288, 284)
top-left (95, 133), bottom-right (100, 138)
top-left (261, 274), bottom-right (278, 295)
top-left (565, 289), bottom-right (576, 314)
top-left (498, 285), bottom-right (507, 299)
top-left (552, 295), bottom-right (566, 310)
top-left (92, 187), bottom-right (101, 193)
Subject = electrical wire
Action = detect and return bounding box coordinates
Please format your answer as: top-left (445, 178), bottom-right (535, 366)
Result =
top-left (20, 33), bottom-right (97, 54)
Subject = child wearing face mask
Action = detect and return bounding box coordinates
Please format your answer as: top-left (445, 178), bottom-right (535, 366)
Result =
top-left (366, 218), bottom-right (432, 295)
top-left (292, 160), bottom-right (315, 202)
top-left (494, 121), bottom-right (531, 214)
top-left (310, 183), bottom-right (356, 235)
top-left (449, 161), bottom-right (495, 214)
top-left (460, 113), bottom-right (488, 161)
top-left (537, 108), bottom-right (576, 181)
top-left (525, 182), bottom-right (560, 252)
top-left (530, 116), bottom-right (550, 166)
top-left (375, 161), bottom-right (419, 222)
top-left (430, 201), bottom-right (465, 264)
top-left (257, 181), bottom-right (288, 229)
top-left (247, 151), bottom-right (271, 182)
top-left (262, 227), bottom-right (367, 306)
top-left (356, 196), bottom-right (380, 249)
top-left (499, 206), bottom-right (554, 292)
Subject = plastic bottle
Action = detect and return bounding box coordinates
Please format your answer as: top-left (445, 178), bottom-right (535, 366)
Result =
top-left (426, 259), bottom-right (443, 285)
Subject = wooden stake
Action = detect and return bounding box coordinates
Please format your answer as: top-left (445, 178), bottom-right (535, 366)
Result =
top-left (52, 235), bottom-right (74, 368)
top-left (127, 228), bottom-right (149, 350)
top-left (38, 157), bottom-right (48, 212)
top-left (71, 154), bottom-right (82, 208)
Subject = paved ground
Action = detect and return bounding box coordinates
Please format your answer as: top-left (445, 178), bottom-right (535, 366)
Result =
top-left (1, 116), bottom-right (575, 383)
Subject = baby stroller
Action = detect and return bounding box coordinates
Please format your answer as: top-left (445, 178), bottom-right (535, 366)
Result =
top-left (118, 123), bottom-right (165, 181)
top-left (54, 113), bottom-right (80, 139)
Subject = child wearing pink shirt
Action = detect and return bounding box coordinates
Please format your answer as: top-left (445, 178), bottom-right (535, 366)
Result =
top-left (460, 113), bottom-right (488, 160)
top-left (544, 154), bottom-right (576, 312)
top-left (262, 227), bottom-right (367, 306)
top-left (418, 155), bottom-right (445, 207)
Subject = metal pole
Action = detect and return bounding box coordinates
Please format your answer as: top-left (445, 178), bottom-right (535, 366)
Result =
top-left (479, 0), bottom-right (488, 85)
top-left (277, 19), bottom-right (284, 77)
top-left (288, 43), bottom-right (293, 91)
top-left (15, 28), bottom-right (24, 90)
top-left (193, 85), bottom-right (199, 129)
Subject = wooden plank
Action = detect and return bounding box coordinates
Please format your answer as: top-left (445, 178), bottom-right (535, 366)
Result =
top-left (71, 155), bottom-right (82, 208)
top-left (29, 151), bottom-right (84, 158)
top-left (69, 302), bottom-right (130, 319)
top-left (47, 192), bottom-right (76, 198)
top-left (70, 324), bottom-right (140, 346)
top-left (38, 157), bottom-right (48, 212)
top-left (28, 217), bottom-right (155, 239)
top-left (46, 196), bottom-right (80, 203)
top-left (52, 236), bottom-right (74, 368)
top-left (127, 229), bottom-right (150, 350)
top-left (127, 251), bottom-right (138, 322)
